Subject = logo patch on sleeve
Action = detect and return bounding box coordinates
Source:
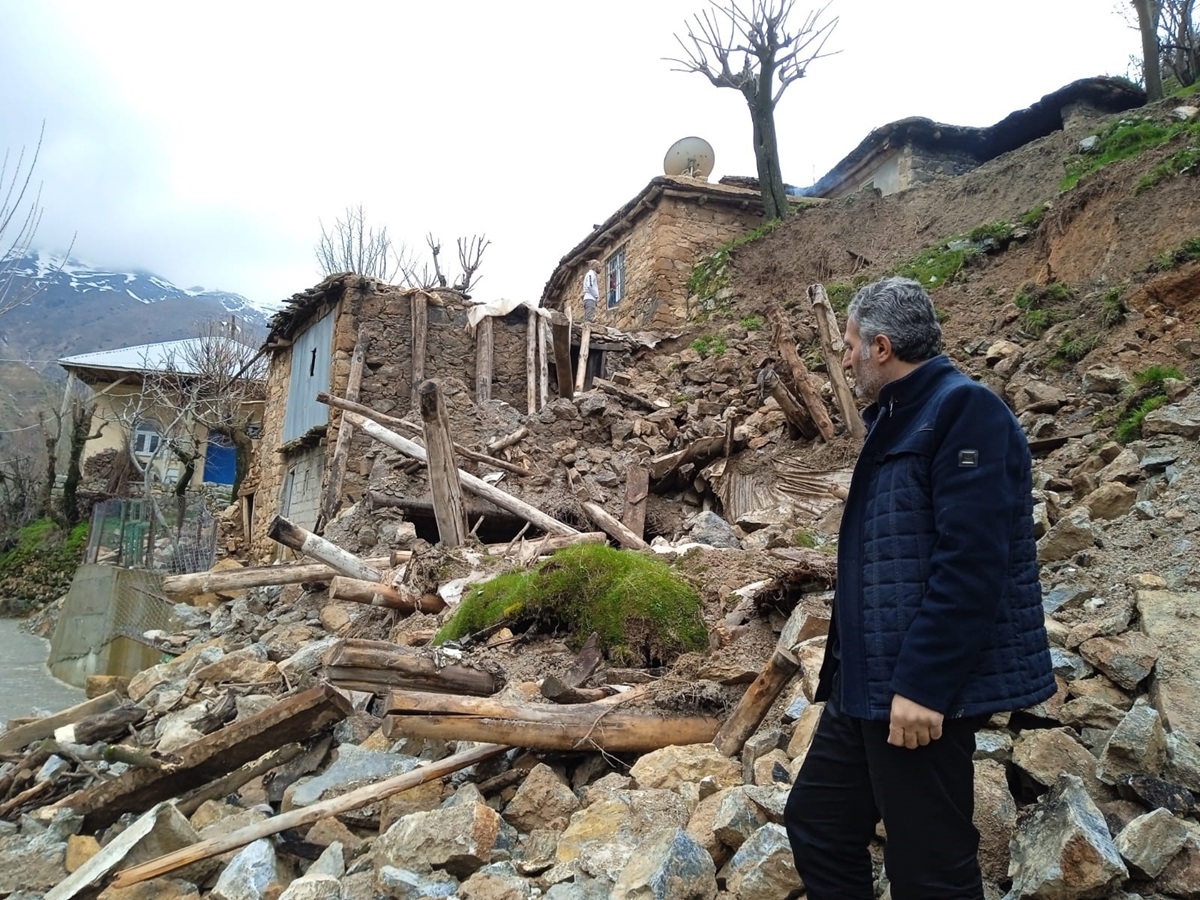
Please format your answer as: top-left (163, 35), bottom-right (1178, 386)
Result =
top-left (958, 449), bottom-right (979, 468)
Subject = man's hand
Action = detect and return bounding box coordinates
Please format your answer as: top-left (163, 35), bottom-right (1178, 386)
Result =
top-left (888, 694), bottom-right (944, 749)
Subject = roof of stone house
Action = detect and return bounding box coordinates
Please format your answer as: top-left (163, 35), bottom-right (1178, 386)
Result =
top-left (264, 274), bottom-right (476, 347)
top-left (539, 175), bottom-right (765, 308)
top-left (795, 76), bottom-right (1146, 198)
top-left (59, 338), bottom-right (248, 380)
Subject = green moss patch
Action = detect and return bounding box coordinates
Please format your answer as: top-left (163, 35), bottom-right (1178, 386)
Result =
top-left (1062, 116), bottom-right (1197, 191)
top-left (0, 519), bottom-right (89, 616)
top-left (433, 544), bottom-right (708, 666)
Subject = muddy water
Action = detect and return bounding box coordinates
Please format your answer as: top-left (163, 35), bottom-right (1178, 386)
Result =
top-left (0, 617), bottom-right (84, 726)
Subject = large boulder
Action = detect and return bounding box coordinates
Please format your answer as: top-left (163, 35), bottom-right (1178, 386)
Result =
top-left (611, 828), bottom-right (718, 900)
top-left (1137, 590), bottom-right (1200, 734)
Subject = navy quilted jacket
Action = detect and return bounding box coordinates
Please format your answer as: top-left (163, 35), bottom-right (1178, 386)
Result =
top-left (816, 355), bottom-right (1055, 721)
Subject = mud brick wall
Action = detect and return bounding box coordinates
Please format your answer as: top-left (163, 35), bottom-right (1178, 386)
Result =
top-left (555, 196), bottom-right (763, 332)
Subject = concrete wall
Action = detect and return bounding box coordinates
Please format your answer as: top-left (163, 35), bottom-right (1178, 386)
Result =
top-left (552, 195), bottom-right (764, 331)
top-left (48, 564), bottom-right (173, 686)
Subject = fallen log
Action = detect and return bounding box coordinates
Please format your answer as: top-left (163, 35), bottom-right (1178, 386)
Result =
top-left (318, 392), bottom-right (531, 477)
top-left (160, 557), bottom-right (399, 596)
top-left (324, 639), bottom-right (501, 696)
top-left (345, 412), bottom-right (577, 537)
top-left (107, 742), bottom-right (508, 889)
top-left (581, 501), bottom-right (650, 551)
top-left (649, 434), bottom-right (727, 480)
top-left (384, 688), bottom-right (719, 752)
top-left (0, 691), bottom-right (123, 755)
top-left (54, 684), bottom-right (352, 831)
top-left (760, 368), bottom-right (819, 440)
top-left (59, 703), bottom-right (146, 746)
top-left (808, 284), bottom-right (864, 439)
top-left (487, 426), bottom-right (527, 454)
top-left (267, 516), bottom-right (383, 583)
top-left (328, 576), bottom-right (446, 615)
top-left (175, 742), bottom-right (308, 816)
top-left (768, 303), bottom-right (836, 442)
top-left (540, 676), bottom-right (613, 704)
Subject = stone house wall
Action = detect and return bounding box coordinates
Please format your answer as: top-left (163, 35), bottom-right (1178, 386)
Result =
top-left (555, 195), bottom-right (764, 332)
top-left (251, 284), bottom-right (534, 560)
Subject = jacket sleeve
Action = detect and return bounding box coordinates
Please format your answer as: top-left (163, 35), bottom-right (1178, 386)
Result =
top-left (888, 384), bottom-right (1031, 714)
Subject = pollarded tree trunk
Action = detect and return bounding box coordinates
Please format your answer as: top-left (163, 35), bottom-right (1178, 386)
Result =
top-left (745, 60), bottom-right (789, 221)
top-left (1135, 0), bottom-right (1165, 101)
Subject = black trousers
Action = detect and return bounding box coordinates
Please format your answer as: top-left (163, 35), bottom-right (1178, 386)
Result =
top-left (784, 695), bottom-right (986, 900)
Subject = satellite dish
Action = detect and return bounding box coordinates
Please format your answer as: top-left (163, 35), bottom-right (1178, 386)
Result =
top-left (663, 136), bottom-right (715, 179)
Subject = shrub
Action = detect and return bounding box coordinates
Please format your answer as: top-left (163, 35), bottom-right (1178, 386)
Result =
top-left (1134, 364), bottom-right (1184, 389)
top-left (739, 315), bottom-right (764, 331)
top-left (691, 334), bottom-right (727, 358)
top-left (1021, 203), bottom-right (1050, 229)
top-left (1100, 287), bottom-right (1127, 328)
top-left (1115, 394), bottom-right (1170, 443)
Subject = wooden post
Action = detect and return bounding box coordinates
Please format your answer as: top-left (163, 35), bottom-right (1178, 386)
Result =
top-left (581, 501), bottom-right (649, 551)
top-left (107, 743), bottom-right (508, 889)
top-left (475, 315), bottom-right (493, 403)
top-left (410, 291), bottom-right (428, 409)
top-left (538, 318), bottom-right (550, 409)
top-left (320, 334), bottom-right (368, 528)
top-left (526, 308), bottom-right (538, 415)
top-left (808, 284), bottom-right (865, 439)
top-left (267, 515), bottom-right (384, 582)
top-left (328, 577), bottom-right (445, 614)
top-left (0, 692), bottom-right (122, 755)
top-left (418, 380), bottom-right (469, 549)
top-left (345, 411), bottom-right (578, 537)
top-left (711, 647), bottom-right (800, 756)
top-left (160, 557), bottom-right (397, 596)
top-left (551, 318), bottom-right (574, 400)
top-left (574, 323), bottom-right (591, 394)
top-left (767, 303), bottom-right (836, 442)
top-left (621, 466), bottom-right (649, 542)
top-left (760, 369), bottom-right (819, 440)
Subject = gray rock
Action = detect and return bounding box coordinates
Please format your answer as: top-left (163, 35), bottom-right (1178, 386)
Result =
top-left (720, 823), bottom-right (803, 900)
top-left (1008, 775), bottom-right (1127, 899)
top-left (975, 759), bottom-right (1017, 884)
top-left (1172, 105), bottom-right (1200, 120)
top-left (1038, 510), bottom-right (1098, 563)
top-left (1042, 584), bottom-right (1093, 615)
top-left (712, 787), bottom-right (771, 851)
top-left (279, 637), bottom-right (340, 681)
top-left (1143, 393), bottom-right (1200, 439)
top-left (458, 861), bottom-right (535, 899)
top-left (974, 730), bottom-right (1013, 762)
top-left (630, 744), bottom-right (741, 792)
top-left (1098, 699), bottom-right (1168, 785)
top-left (1134, 500), bottom-right (1157, 520)
top-left (1082, 365), bottom-right (1129, 394)
top-left (1115, 808), bottom-right (1189, 877)
top-left (686, 511), bottom-right (741, 549)
top-left (556, 789), bottom-right (689, 882)
top-left (543, 878), bottom-right (613, 900)
top-left (278, 875), bottom-right (342, 900)
top-left (307, 841), bottom-right (345, 878)
top-left (502, 763), bottom-right (580, 832)
top-left (0, 832), bottom-right (67, 895)
top-left (211, 839), bottom-right (281, 900)
top-left (1060, 696), bottom-right (1125, 729)
top-left (1079, 135), bottom-right (1100, 152)
top-left (376, 866), bottom-right (459, 899)
top-left (1166, 731), bottom-right (1200, 793)
top-left (1050, 647), bottom-right (1092, 681)
top-left (611, 827), bottom-right (717, 900)
top-left (288, 744), bottom-right (419, 809)
top-left (1138, 589), bottom-right (1200, 734)
top-left (1078, 632), bottom-right (1158, 691)
top-left (376, 802), bottom-right (510, 879)
top-left (1012, 727), bottom-right (1105, 798)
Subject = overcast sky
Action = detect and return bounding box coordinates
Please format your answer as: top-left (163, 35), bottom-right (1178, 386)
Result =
top-left (1, 1), bottom-right (1138, 312)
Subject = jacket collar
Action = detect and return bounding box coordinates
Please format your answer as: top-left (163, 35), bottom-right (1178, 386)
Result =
top-left (863, 354), bottom-right (952, 424)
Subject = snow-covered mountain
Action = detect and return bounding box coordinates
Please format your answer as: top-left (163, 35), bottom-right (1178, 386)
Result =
top-left (0, 252), bottom-right (272, 374)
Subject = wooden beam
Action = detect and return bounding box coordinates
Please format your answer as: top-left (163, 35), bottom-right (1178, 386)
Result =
top-left (318, 392), bottom-right (530, 477)
top-left (711, 648), bottom-right (800, 757)
top-left (526, 309), bottom-right (537, 415)
top-left (808, 284), bottom-right (864, 439)
top-left (107, 743), bottom-right (508, 889)
top-left (538, 318), bottom-right (550, 410)
top-left (328, 576), bottom-right (446, 615)
top-left (621, 466), bottom-right (649, 542)
top-left (175, 742), bottom-right (309, 816)
top-left (648, 434), bottom-right (727, 480)
top-left (324, 639), bottom-right (501, 696)
top-left (551, 319), bottom-right (574, 400)
top-left (475, 315), bottom-right (494, 403)
top-left (418, 380), bottom-right (469, 549)
top-left (57, 685), bottom-right (352, 830)
top-left (410, 292), bottom-right (427, 409)
top-left (160, 557), bottom-right (400, 596)
top-left (0, 692), bottom-right (122, 755)
top-left (593, 377), bottom-right (659, 411)
top-left (320, 333), bottom-right (368, 528)
top-left (761, 369), bottom-right (819, 440)
top-left (581, 501), bottom-right (649, 551)
top-left (574, 323), bottom-right (591, 394)
top-left (487, 426), bottom-right (527, 455)
top-left (768, 303), bottom-right (836, 442)
top-left (345, 412), bottom-right (578, 537)
top-left (267, 515), bottom-right (383, 582)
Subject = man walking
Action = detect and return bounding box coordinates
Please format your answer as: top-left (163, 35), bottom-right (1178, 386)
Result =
top-left (785, 277), bottom-right (1054, 898)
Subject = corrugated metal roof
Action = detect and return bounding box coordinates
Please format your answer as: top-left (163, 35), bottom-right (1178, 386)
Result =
top-left (58, 338), bottom-right (239, 376)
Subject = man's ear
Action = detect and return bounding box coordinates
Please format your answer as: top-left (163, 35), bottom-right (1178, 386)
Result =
top-left (875, 334), bottom-right (895, 362)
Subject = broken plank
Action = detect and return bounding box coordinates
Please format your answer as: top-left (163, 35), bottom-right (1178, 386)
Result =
top-left (808, 283), bottom-right (864, 439)
top-left (768, 303), bottom-right (836, 442)
top-left (581, 501), bottom-right (650, 551)
top-left (160, 557), bottom-right (400, 596)
top-left (56, 685), bottom-right (352, 831)
top-left (621, 466), bottom-right (649, 542)
top-left (107, 743), bottom-right (508, 889)
top-left (711, 648), bottom-right (800, 757)
top-left (419, 379), bottom-right (468, 549)
top-left (593, 377), bottom-right (659, 411)
top-left (648, 434), bottom-right (727, 480)
top-left (0, 691), bottom-right (123, 755)
top-left (176, 742), bottom-right (309, 816)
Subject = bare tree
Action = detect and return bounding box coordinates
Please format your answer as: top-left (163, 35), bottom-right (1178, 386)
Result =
top-left (668, 0), bottom-right (838, 219)
top-left (0, 125), bottom-right (45, 318)
top-left (454, 234), bottom-right (491, 293)
top-left (1127, 0), bottom-right (1197, 99)
top-left (1133, 0), bottom-right (1166, 100)
top-left (315, 204), bottom-right (413, 281)
top-left (396, 232), bottom-right (491, 295)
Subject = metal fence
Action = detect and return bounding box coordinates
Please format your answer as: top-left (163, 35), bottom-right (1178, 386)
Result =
top-left (84, 496), bottom-right (217, 574)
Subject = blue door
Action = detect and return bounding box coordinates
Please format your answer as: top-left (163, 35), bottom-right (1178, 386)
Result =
top-left (203, 432), bottom-right (237, 485)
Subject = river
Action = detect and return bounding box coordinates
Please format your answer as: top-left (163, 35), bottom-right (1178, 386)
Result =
top-left (0, 617), bottom-right (84, 726)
